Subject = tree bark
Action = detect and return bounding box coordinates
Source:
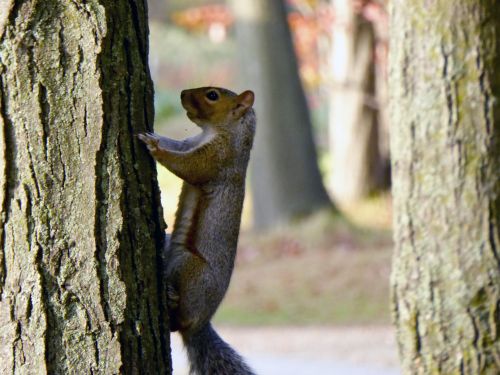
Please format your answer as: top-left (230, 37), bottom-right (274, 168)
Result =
top-left (230, 0), bottom-right (333, 230)
top-left (0, 1), bottom-right (170, 373)
top-left (390, 1), bottom-right (500, 373)
top-left (329, 0), bottom-right (388, 204)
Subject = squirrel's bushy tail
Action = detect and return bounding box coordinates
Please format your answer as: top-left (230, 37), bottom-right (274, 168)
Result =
top-left (183, 323), bottom-right (256, 375)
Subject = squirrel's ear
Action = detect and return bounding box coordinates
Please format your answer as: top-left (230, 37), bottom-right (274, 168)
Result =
top-left (237, 90), bottom-right (254, 108)
top-left (234, 90), bottom-right (254, 116)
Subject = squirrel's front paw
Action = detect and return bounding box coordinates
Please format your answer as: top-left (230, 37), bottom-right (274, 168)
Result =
top-left (137, 132), bottom-right (160, 153)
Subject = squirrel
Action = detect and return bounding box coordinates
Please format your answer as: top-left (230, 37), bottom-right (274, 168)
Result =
top-left (138, 87), bottom-right (256, 375)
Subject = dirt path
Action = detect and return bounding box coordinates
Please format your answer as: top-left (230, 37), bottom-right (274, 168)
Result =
top-left (171, 325), bottom-right (400, 374)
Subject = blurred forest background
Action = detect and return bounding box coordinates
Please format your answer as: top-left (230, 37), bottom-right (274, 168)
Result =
top-left (148, 0), bottom-right (392, 326)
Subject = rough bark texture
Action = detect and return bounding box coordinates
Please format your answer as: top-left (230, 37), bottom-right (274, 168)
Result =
top-left (0, 1), bottom-right (170, 373)
top-left (390, 1), bottom-right (500, 374)
top-left (230, 0), bottom-right (333, 230)
top-left (329, 0), bottom-right (388, 204)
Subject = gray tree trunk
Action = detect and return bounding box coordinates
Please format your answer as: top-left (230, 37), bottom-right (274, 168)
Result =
top-left (229, 0), bottom-right (333, 230)
top-left (0, 1), bottom-right (170, 373)
top-left (329, 0), bottom-right (387, 204)
top-left (390, 1), bottom-right (500, 373)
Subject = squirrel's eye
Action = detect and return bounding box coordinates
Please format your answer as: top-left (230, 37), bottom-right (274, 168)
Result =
top-left (206, 90), bottom-right (219, 101)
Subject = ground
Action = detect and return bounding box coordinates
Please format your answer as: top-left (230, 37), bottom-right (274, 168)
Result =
top-left (171, 325), bottom-right (400, 374)
top-left (215, 201), bottom-right (393, 326)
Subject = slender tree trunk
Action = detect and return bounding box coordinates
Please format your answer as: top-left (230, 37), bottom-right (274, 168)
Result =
top-left (329, 0), bottom-right (387, 204)
top-left (0, 1), bottom-right (170, 373)
top-left (230, 0), bottom-right (333, 230)
top-left (390, 1), bottom-right (500, 373)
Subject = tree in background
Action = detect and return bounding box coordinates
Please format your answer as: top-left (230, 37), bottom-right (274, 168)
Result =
top-left (0, 1), bottom-right (169, 372)
top-left (390, 1), bottom-right (500, 372)
top-left (329, 0), bottom-right (389, 205)
top-left (230, 0), bottom-right (333, 230)
top-left (148, 0), bottom-right (170, 22)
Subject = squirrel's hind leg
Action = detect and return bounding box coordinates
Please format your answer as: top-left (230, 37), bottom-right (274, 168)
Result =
top-left (163, 233), bottom-right (182, 331)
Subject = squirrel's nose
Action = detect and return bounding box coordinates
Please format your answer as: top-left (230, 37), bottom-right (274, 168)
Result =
top-left (180, 90), bottom-right (187, 100)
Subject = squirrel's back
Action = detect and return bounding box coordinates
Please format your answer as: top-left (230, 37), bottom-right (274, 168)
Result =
top-left (171, 88), bottom-right (255, 269)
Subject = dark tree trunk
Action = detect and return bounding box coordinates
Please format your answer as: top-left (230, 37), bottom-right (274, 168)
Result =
top-left (390, 1), bottom-right (500, 373)
top-left (230, 0), bottom-right (333, 230)
top-left (0, 1), bottom-right (170, 373)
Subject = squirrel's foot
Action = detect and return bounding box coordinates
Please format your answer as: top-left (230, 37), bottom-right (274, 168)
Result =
top-left (137, 132), bottom-right (161, 153)
top-left (166, 284), bottom-right (180, 310)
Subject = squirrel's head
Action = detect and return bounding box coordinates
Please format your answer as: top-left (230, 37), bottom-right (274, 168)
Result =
top-left (181, 87), bottom-right (254, 128)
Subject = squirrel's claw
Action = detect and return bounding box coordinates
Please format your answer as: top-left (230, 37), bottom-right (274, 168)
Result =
top-left (137, 132), bottom-right (160, 152)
